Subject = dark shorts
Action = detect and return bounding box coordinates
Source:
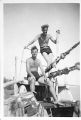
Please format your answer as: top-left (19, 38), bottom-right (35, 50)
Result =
top-left (40, 46), bottom-right (52, 55)
top-left (27, 71), bottom-right (40, 81)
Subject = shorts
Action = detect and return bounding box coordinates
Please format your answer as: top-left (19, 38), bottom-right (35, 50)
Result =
top-left (40, 46), bottom-right (52, 55)
top-left (27, 71), bottom-right (40, 81)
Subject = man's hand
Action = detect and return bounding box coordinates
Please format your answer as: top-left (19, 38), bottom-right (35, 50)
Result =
top-left (44, 75), bottom-right (48, 83)
top-left (75, 62), bottom-right (80, 70)
top-left (56, 30), bottom-right (60, 34)
top-left (60, 53), bottom-right (65, 59)
top-left (24, 46), bottom-right (27, 49)
top-left (24, 46), bottom-right (28, 49)
top-left (31, 75), bottom-right (36, 81)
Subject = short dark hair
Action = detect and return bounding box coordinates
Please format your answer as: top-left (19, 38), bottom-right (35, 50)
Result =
top-left (31, 46), bottom-right (38, 52)
top-left (41, 24), bottom-right (49, 30)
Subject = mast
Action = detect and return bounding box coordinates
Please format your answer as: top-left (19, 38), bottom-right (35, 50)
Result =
top-left (14, 56), bottom-right (18, 95)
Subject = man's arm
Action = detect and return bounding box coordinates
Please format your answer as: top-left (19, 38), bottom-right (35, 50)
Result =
top-left (50, 35), bottom-right (57, 44)
top-left (24, 35), bottom-right (39, 49)
top-left (49, 30), bottom-right (60, 44)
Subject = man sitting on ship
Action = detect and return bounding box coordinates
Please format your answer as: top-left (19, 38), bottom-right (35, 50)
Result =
top-left (26, 45), bottom-right (59, 104)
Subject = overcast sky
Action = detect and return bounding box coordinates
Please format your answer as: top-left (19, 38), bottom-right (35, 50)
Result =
top-left (4, 3), bottom-right (80, 86)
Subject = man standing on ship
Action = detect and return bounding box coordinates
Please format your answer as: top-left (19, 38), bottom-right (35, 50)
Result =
top-left (24, 24), bottom-right (60, 67)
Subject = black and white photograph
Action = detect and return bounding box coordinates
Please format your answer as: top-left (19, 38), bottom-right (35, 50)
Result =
top-left (2, 0), bottom-right (81, 117)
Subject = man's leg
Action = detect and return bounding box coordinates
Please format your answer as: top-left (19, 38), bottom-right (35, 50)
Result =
top-left (48, 53), bottom-right (54, 66)
top-left (38, 76), bottom-right (49, 100)
top-left (42, 52), bottom-right (50, 66)
top-left (42, 52), bottom-right (55, 67)
top-left (28, 77), bottom-right (36, 93)
top-left (46, 78), bottom-right (65, 105)
top-left (46, 78), bottom-right (57, 101)
top-left (38, 77), bottom-right (57, 102)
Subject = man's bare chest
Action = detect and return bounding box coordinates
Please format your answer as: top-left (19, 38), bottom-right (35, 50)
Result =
top-left (29, 60), bottom-right (39, 68)
top-left (40, 35), bottom-right (49, 42)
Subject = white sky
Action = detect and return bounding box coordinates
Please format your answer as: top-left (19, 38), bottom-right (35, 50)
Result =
top-left (4, 3), bottom-right (80, 85)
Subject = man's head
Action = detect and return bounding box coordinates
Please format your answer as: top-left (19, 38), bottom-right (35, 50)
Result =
top-left (31, 46), bottom-right (38, 59)
top-left (41, 24), bottom-right (49, 35)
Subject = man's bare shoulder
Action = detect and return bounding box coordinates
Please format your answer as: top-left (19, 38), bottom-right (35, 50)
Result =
top-left (35, 34), bottom-right (41, 39)
top-left (36, 58), bottom-right (41, 65)
top-left (26, 57), bottom-right (32, 62)
top-left (47, 34), bottom-right (52, 38)
top-left (36, 58), bottom-right (40, 62)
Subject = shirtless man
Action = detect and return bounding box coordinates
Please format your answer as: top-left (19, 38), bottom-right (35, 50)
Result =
top-left (25, 24), bottom-right (60, 66)
top-left (26, 46), bottom-right (58, 103)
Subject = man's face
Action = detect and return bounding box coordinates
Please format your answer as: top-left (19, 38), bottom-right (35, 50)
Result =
top-left (42, 27), bottom-right (48, 35)
top-left (31, 49), bottom-right (38, 58)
